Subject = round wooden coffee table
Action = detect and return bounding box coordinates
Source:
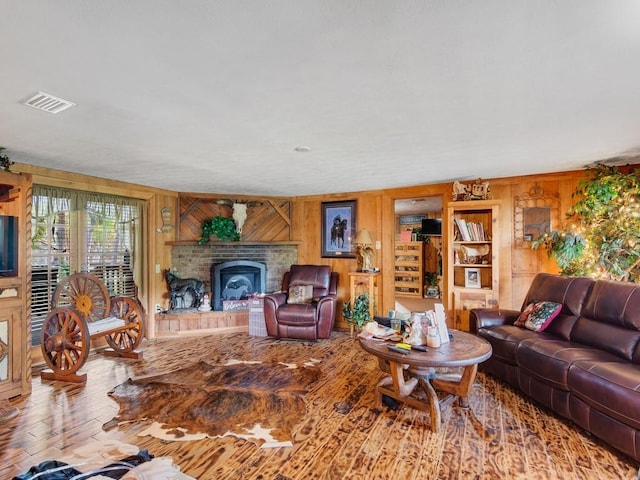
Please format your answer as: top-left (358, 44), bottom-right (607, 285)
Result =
top-left (358, 330), bottom-right (492, 432)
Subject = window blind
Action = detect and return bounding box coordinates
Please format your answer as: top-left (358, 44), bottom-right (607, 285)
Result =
top-left (30, 185), bottom-right (144, 346)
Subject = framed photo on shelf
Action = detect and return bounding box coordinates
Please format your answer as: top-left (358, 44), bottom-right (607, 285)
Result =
top-left (321, 200), bottom-right (357, 258)
top-left (464, 267), bottom-right (481, 288)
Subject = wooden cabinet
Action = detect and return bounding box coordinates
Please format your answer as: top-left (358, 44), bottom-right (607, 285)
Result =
top-left (0, 171), bottom-right (31, 399)
top-left (446, 200), bottom-right (500, 331)
top-left (394, 242), bottom-right (424, 297)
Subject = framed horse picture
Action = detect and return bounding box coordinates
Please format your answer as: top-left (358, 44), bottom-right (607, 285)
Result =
top-left (321, 200), bottom-right (357, 258)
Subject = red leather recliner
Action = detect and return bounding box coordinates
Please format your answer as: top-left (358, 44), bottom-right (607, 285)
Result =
top-left (263, 265), bottom-right (338, 340)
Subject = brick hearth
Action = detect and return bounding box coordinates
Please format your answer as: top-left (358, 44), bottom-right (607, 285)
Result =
top-left (157, 244), bottom-right (298, 336)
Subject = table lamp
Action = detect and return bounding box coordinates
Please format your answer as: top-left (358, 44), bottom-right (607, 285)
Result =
top-left (355, 229), bottom-right (374, 271)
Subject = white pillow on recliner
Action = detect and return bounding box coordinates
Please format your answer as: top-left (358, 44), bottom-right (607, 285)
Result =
top-left (287, 285), bottom-right (314, 304)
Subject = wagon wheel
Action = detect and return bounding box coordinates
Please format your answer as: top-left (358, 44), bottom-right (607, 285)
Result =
top-left (52, 273), bottom-right (110, 323)
top-left (106, 296), bottom-right (145, 353)
top-left (41, 307), bottom-right (90, 376)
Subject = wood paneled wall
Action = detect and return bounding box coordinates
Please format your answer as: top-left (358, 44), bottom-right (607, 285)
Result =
top-left (175, 195), bottom-right (292, 242)
top-left (14, 162), bottom-right (599, 336)
top-left (290, 171), bottom-right (591, 325)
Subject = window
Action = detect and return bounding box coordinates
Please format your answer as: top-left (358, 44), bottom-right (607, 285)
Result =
top-left (31, 186), bottom-right (144, 346)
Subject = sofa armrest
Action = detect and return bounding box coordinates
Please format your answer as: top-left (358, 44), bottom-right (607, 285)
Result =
top-left (263, 293), bottom-right (287, 336)
top-left (264, 292), bottom-right (286, 309)
top-left (316, 295), bottom-right (337, 338)
top-left (469, 308), bottom-right (520, 334)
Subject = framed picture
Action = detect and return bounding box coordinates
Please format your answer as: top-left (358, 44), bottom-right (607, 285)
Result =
top-left (321, 200), bottom-right (357, 258)
top-left (399, 214), bottom-right (426, 225)
top-left (464, 267), bottom-right (481, 288)
top-left (514, 185), bottom-right (559, 248)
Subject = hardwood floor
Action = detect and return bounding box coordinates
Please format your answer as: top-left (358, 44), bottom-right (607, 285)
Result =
top-left (1, 331), bottom-right (637, 479)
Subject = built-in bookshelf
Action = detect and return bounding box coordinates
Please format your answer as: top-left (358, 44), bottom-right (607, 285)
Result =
top-left (446, 199), bottom-right (501, 331)
top-left (0, 171), bottom-right (31, 399)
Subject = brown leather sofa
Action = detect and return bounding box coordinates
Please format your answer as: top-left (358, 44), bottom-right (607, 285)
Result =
top-left (263, 265), bottom-right (338, 341)
top-left (470, 273), bottom-right (640, 461)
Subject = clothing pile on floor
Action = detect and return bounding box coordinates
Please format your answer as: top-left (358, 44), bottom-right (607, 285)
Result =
top-left (13, 440), bottom-right (195, 480)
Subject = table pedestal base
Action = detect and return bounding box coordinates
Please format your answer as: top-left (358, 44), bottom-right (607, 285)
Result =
top-left (375, 359), bottom-right (479, 432)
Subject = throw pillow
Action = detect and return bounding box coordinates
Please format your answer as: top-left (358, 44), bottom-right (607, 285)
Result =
top-left (287, 285), bottom-right (314, 304)
top-left (524, 301), bottom-right (562, 332)
top-left (515, 302), bottom-right (541, 327)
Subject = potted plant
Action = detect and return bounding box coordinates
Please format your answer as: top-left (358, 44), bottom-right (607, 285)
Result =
top-left (0, 147), bottom-right (14, 172)
top-left (342, 292), bottom-right (371, 333)
top-left (532, 165), bottom-right (640, 282)
top-left (199, 216), bottom-right (240, 244)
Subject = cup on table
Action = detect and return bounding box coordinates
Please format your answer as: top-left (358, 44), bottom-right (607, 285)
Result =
top-left (390, 318), bottom-right (402, 333)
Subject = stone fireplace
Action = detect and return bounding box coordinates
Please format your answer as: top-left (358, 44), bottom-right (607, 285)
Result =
top-left (211, 260), bottom-right (266, 311)
top-left (169, 243), bottom-right (297, 309)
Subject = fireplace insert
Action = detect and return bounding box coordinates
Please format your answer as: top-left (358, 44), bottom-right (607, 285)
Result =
top-left (211, 260), bottom-right (266, 311)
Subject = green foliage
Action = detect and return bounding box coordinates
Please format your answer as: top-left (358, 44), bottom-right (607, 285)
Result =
top-left (531, 231), bottom-right (586, 273)
top-left (532, 166), bottom-right (640, 282)
top-left (0, 147), bottom-right (14, 172)
top-left (58, 262), bottom-right (71, 279)
top-left (342, 292), bottom-right (371, 328)
top-left (199, 216), bottom-right (240, 244)
top-left (424, 272), bottom-right (439, 286)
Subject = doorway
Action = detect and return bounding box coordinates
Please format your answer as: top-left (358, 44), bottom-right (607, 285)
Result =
top-left (393, 196), bottom-right (443, 315)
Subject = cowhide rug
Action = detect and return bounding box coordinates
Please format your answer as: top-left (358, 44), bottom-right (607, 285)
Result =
top-left (103, 359), bottom-right (321, 448)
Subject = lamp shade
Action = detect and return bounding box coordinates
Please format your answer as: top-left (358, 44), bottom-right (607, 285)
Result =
top-left (355, 229), bottom-right (373, 245)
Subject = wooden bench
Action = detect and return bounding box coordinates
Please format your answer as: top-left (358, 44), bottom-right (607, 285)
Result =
top-left (40, 273), bottom-right (145, 383)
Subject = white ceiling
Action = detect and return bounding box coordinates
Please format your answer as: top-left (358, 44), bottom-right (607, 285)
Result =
top-left (2, 1), bottom-right (640, 197)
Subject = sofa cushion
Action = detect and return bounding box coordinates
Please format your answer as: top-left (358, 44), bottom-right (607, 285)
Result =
top-left (521, 274), bottom-right (594, 318)
top-left (516, 337), bottom-right (620, 391)
top-left (288, 264), bottom-right (333, 297)
top-left (287, 285), bottom-right (314, 304)
top-left (514, 302), bottom-right (540, 327)
top-left (571, 316), bottom-right (640, 362)
top-left (569, 360), bottom-right (640, 430)
top-left (539, 312), bottom-right (580, 341)
top-left (581, 279), bottom-right (640, 330)
top-left (572, 279), bottom-right (640, 362)
top-left (276, 303), bottom-right (318, 326)
top-left (515, 301), bottom-right (562, 332)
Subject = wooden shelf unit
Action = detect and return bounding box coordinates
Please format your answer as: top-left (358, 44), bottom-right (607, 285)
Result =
top-left (394, 241), bottom-right (424, 297)
top-left (446, 199), bottom-right (501, 331)
top-left (0, 172), bottom-right (31, 399)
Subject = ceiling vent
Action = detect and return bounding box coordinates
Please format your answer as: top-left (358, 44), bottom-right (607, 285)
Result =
top-left (22, 91), bottom-right (75, 114)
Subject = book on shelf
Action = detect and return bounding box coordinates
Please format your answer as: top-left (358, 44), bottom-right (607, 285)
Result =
top-left (455, 218), bottom-right (486, 241)
top-left (455, 218), bottom-right (470, 241)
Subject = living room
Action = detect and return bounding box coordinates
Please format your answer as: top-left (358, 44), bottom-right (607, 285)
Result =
top-left (2, 2), bottom-right (640, 478)
top-left (3, 140), bottom-right (639, 479)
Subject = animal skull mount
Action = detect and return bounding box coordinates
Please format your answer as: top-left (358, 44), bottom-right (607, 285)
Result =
top-left (215, 199), bottom-right (262, 237)
top-left (232, 203), bottom-right (248, 236)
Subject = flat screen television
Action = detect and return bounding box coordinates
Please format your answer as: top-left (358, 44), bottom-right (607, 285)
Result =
top-left (0, 215), bottom-right (18, 277)
top-left (421, 218), bottom-right (442, 236)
